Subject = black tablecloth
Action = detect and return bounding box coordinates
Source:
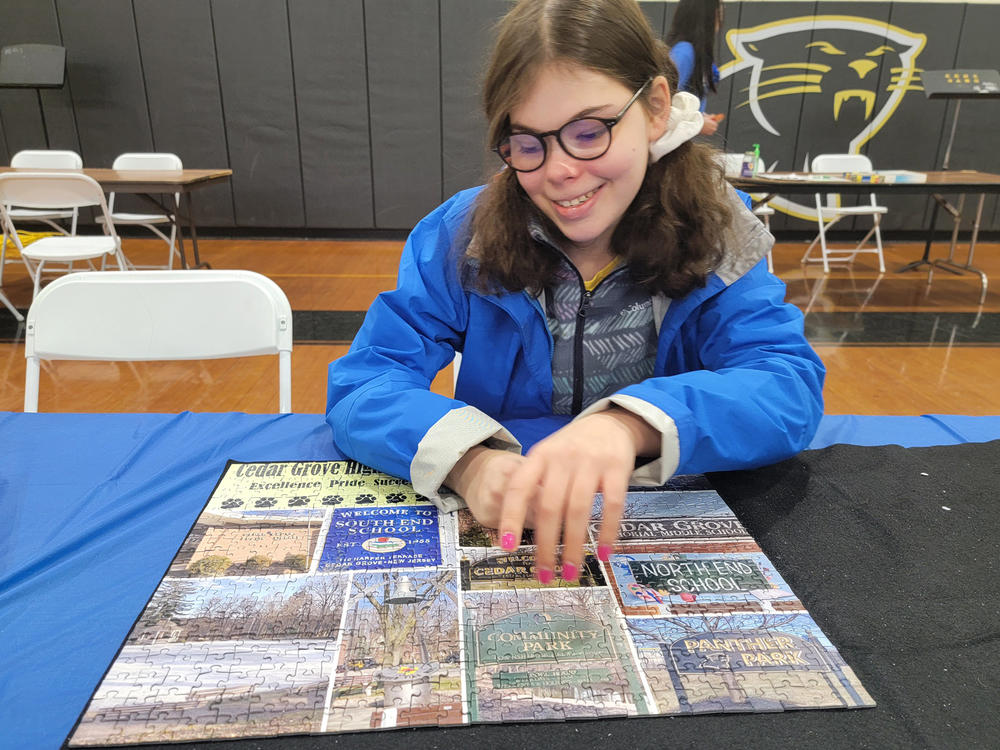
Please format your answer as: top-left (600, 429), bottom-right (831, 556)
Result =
top-left (124, 441), bottom-right (1000, 750)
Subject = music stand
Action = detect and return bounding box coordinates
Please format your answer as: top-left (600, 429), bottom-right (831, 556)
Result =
top-left (898, 69), bottom-right (1000, 298)
top-left (0, 44), bottom-right (67, 147)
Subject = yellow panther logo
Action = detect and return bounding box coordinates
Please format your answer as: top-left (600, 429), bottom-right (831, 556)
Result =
top-left (719, 15), bottom-right (926, 220)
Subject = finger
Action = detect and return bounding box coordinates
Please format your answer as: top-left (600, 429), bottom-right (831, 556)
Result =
top-left (497, 456), bottom-right (542, 553)
top-left (524, 459), bottom-right (571, 584)
top-left (559, 467), bottom-right (600, 582)
top-left (595, 467), bottom-right (630, 563)
top-left (482, 468), bottom-right (512, 535)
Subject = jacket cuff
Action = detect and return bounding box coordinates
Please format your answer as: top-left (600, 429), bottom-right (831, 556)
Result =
top-left (574, 394), bottom-right (680, 485)
top-left (410, 405), bottom-right (522, 512)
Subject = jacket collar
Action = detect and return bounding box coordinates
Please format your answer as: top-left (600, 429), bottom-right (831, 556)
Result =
top-left (467, 184), bottom-right (772, 306)
top-left (526, 187), bottom-right (772, 290)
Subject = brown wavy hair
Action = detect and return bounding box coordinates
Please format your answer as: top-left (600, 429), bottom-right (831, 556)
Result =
top-left (469, 0), bottom-right (732, 298)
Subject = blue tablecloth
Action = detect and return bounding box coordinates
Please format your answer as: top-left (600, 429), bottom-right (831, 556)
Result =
top-left (2, 411), bottom-right (999, 749)
top-left (809, 413), bottom-right (1000, 449)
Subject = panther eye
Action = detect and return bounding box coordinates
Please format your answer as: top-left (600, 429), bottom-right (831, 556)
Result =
top-left (865, 45), bottom-right (896, 58)
top-left (806, 41), bottom-right (846, 56)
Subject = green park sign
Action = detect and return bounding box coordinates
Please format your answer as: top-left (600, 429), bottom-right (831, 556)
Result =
top-left (476, 611), bottom-right (612, 664)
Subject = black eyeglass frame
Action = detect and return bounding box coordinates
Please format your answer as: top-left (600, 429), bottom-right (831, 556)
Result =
top-left (494, 78), bottom-right (653, 173)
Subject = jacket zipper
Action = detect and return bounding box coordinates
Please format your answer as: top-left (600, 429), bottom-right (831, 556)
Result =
top-left (572, 288), bottom-right (592, 414)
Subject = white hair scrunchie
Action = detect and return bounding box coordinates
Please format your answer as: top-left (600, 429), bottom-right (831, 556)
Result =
top-left (649, 91), bottom-right (704, 162)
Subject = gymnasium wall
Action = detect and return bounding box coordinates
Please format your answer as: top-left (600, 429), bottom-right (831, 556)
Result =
top-left (0, 0), bottom-right (997, 233)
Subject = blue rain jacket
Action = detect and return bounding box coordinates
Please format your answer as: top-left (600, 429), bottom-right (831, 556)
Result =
top-left (327, 186), bottom-right (824, 489)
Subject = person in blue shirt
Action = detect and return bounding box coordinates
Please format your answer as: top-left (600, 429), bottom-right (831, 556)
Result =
top-left (667, 0), bottom-right (724, 135)
top-left (327, 0), bottom-right (824, 586)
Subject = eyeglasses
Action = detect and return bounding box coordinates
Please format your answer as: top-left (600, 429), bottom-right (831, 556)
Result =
top-left (494, 79), bottom-right (652, 173)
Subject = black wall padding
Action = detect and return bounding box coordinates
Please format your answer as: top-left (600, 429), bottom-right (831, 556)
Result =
top-left (798, 2), bottom-right (893, 233)
top-left (290, 0), bottom-right (374, 228)
top-left (0, 1), bottom-right (997, 232)
top-left (132, 0), bottom-right (235, 227)
top-left (57, 0), bottom-right (154, 165)
top-left (212, 0), bottom-right (305, 227)
top-left (366, 0), bottom-right (442, 229)
top-left (949, 2), bottom-right (1000, 232)
top-left (642, 1), bottom-right (668, 43)
top-left (440, 0), bottom-right (508, 200)
top-left (869, 2), bottom-right (963, 232)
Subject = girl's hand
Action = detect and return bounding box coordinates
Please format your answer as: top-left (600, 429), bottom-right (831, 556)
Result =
top-left (701, 112), bottom-right (723, 136)
top-left (498, 408), bottom-right (658, 583)
top-left (445, 445), bottom-right (529, 530)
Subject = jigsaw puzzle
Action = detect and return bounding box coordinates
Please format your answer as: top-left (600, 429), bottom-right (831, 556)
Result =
top-left (66, 460), bottom-right (873, 745)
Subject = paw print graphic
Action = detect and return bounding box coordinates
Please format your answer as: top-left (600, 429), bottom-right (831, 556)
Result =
top-left (385, 492), bottom-right (407, 504)
top-left (321, 495), bottom-right (344, 505)
top-left (288, 496), bottom-right (309, 507)
top-left (220, 498), bottom-right (244, 509)
top-left (413, 493), bottom-right (431, 503)
top-left (254, 497), bottom-right (277, 508)
top-left (355, 493), bottom-right (376, 504)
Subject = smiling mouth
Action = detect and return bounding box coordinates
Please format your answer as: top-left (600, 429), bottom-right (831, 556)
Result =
top-left (555, 188), bottom-right (598, 208)
top-left (833, 89), bottom-right (875, 120)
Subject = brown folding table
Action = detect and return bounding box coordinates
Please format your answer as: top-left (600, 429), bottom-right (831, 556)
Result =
top-left (729, 169), bottom-right (1000, 304)
top-left (0, 166), bottom-right (232, 269)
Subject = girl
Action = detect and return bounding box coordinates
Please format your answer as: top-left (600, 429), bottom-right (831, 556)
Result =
top-left (327, 0), bottom-right (823, 585)
top-left (666, 0), bottom-right (725, 135)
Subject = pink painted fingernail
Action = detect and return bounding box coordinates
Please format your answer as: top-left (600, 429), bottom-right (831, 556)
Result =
top-left (561, 562), bottom-right (579, 582)
top-left (500, 532), bottom-right (517, 551)
top-left (537, 567), bottom-right (554, 584)
top-left (598, 544), bottom-right (612, 562)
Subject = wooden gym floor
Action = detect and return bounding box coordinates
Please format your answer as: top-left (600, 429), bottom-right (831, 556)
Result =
top-left (1, 235), bottom-right (998, 415)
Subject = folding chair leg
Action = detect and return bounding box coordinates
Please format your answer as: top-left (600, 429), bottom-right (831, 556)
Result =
top-left (32, 260), bottom-right (45, 300)
top-left (115, 250), bottom-right (131, 271)
top-left (843, 225), bottom-right (878, 265)
top-left (148, 223), bottom-right (178, 270)
top-left (818, 218), bottom-right (831, 273)
top-left (873, 215), bottom-right (886, 273)
top-left (166, 224), bottom-right (179, 270)
top-left (24, 356), bottom-right (40, 412)
top-left (802, 213), bottom-right (844, 273)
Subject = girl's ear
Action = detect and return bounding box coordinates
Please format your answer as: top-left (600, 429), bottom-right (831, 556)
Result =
top-left (645, 75), bottom-right (672, 141)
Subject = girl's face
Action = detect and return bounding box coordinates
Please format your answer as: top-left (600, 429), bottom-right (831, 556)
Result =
top-left (510, 64), bottom-right (670, 260)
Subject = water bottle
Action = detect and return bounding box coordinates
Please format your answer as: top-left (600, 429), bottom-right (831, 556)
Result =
top-left (740, 144), bottom-right (760, 177)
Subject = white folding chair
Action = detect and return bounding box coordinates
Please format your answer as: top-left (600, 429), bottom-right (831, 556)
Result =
top-left (23, 270), bottom-right (293, 413)
top-left (97, 153), bottom-right (183, 269)
top-left (802, 153), bottom-right (887, 273)
top-left (0, 172), bottom-right (129, 300)
top-left (722, 153), bottom-right (775, 272)
top-left (1, 150), bottom-right (83, 293)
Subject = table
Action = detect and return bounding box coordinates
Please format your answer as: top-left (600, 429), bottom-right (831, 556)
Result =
top-left (0, 166), bottom-right (232, 269)
top-left (2, 412), bottom-right (998, 749)
top-left (730, 169), bottom-right (1000, 197)
top-left (729, 170), bottom-right (1000, 304)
